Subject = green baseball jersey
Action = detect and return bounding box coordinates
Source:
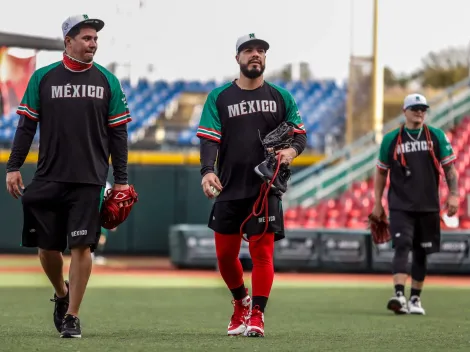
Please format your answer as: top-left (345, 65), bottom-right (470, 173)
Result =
top-left (376, 125), bottom-right (456, 212)
top-left (196, 80), bottom-right (306, 201)
top-left (16, 61), bottom-right (131, 185)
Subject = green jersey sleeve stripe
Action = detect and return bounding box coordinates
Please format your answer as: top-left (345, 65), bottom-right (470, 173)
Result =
top-left (108, 114), bottom-right (131, 127)
top-left (17, 106), bottom-right (39, 121)
top-left (196, 129), bottom-right (221, 142)
top-left (18, 104), bottom-right (39, 115)
top-left (293, 125), bottom-right (306, 134)
top-left (441, 154), bottom-right (456, 166)
top-left (109, 111), bottom-right (131, 120)
top-left (376, 160), bottom-right (389, 170)
top-left (197, 126), bottom-right (221, 137)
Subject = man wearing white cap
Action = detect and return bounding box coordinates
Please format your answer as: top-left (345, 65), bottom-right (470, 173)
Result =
top-left (372, 93), bottom-right (459, 315)
top-left (196, 33), bottom-right (307, 337)
top-left (5, 14), bottom-right (133, 338)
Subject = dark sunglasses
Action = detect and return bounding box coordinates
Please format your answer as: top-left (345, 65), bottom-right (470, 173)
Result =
top-left (409, 105), bottom-right (428, 112)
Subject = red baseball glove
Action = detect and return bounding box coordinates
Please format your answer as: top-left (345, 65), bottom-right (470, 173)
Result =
top-left (367, 212), bottom-right (391, 245)
top-left (100, 185), bottom-right (138, 229)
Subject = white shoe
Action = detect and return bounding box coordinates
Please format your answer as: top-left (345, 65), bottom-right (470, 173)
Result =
top-left (408, 296), bottom-right (425, 315)
top-left (387, 294), bottom-right (408, 314)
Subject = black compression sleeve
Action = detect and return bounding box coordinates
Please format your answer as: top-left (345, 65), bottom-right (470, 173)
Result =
top-left (291, 133), bottom-right (307, 156)
top-left (200, 138), bottom-right (219, 176)
top-left (6, 116), bottom-right (37, 172)
top-left (109, 123), bottom-right (129, 184)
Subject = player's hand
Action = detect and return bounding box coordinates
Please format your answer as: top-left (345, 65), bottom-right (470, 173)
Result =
top-left (112, 183), bottom-right (130, 208)
top-left (6, 171), bottom-right (24, 200)
top-left (446, 194), bottom-right (459, 217)
top-left (201, 172), bottom-right (223, 199)
top-left (275, 147), bottom-right (297, 166)
top-left (371, 203), bottom-right (385, 221)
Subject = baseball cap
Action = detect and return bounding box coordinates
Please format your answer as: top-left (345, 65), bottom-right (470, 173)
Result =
top-left (403, 93), bottom-right (429, 110)
top-left (61, 14), bottom-right (105, 39)
top-left (236, 33), bottom-right (269, 54)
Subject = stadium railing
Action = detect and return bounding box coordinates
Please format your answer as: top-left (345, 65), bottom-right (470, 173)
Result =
top-left (285, 77), bottom-right (470, 208)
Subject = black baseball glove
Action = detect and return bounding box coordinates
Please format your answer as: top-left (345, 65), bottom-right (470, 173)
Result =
top-left (254, 122), bottom-right (296, 194)
top-left (260, 121), bottom-right (296, 153)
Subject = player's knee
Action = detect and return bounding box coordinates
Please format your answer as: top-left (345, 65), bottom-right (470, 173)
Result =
top-left (214, 234), bottom-right (241, 261)
top-left (249, 234), bottom-right (274, 265)
top-left (70, 245), bottom-right (92, 256)
top-left (392, 236), bottom-right (412, 274)
top-left (38, 248), bottom-right (62, 259)
top-left (411, 248), bottom-right (427, 281)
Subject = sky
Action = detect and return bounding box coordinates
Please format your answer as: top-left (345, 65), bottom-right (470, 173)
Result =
top-left (2, 0), bottom-right (470, 83)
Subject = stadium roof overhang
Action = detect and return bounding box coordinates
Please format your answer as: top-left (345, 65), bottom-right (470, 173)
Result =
top-left (0, 32), bottom-right (63, 51)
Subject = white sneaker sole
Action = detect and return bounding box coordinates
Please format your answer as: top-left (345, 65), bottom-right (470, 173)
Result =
top-left (60, 333), bottom-right (82, 338)
top-left (228, 325), bottom-right (246, 336)
top-left (409, 306), bottom-right (425, 315)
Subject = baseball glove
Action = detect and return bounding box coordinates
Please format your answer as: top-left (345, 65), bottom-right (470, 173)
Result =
top-left (100, 185), bottom-right (138, 229)
top-left (367, 212), bottom-right (391, 245)
top-left (260, 121), bottom-right (296, 153)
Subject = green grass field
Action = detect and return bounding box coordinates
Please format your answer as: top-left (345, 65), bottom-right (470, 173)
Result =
top-left (1, 269), bottom-right (470, 352)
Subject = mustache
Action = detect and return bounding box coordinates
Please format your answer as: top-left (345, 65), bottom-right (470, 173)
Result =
top-left (249, 58), bottom-right (261, 64)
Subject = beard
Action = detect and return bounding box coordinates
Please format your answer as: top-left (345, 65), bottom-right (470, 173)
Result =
top-left (240, 62), bottom-right (265, 79)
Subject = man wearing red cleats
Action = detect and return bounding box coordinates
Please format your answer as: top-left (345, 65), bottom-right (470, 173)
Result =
top-left (197, 33), bottom-right (307, 337)
top-left (227, 288), bottom-right (251, 336)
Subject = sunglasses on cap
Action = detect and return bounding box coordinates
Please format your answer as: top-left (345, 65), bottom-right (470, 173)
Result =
top-left (409, 105), bottom-right (428, 112)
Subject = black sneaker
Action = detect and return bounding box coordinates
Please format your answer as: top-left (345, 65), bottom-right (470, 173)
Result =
top-left (50, 280), bottom-right (69, 332)
top-left (275, 163), bottom-right (292, 194)
top-left (60, 314), bottom-right (82, 338)
top-left (254, 155), bottom-right (291, 194)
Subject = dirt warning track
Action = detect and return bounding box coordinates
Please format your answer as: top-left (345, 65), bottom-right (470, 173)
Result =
top-left (1, 254), bottom-right (469, 286)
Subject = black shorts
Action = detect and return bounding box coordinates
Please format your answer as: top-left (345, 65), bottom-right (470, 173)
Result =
top-left (208, 193), bottom-right (285, 242)
top-left (21, 180), bottom-right (105, 252)
top-left (389, 210), bottom-right (441, 254)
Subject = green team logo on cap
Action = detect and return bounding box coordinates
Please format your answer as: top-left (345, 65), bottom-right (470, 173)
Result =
top-left (249, 33), bottom-right (255, 38)
top-left (83, 14), bottom-right (89, 20)
top-left (416, 96), bottom-right (420, 101)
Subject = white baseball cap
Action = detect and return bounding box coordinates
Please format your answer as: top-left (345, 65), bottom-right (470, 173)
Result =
top-left (61, 14), bottom-right (105, 39)
top-left (236, 33), bottom-right (269, 54)
top-left (403, 93), bottom-right (429, 110)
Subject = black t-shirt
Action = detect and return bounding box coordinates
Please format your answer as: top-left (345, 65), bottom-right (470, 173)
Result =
top-left (377, 125), bottom-right (456, 212)
top-left (196, 80), bottom-right (306, 202)
top-left (15, 61), bottom-right (131, 185)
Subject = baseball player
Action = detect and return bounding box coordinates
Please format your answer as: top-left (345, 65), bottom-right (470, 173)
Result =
top-left (373, 93), bottom-right (458, 315)
top-left (197, 33), bottom-right (307, 337)
top-left (5, 15), bottom-right (132, 338)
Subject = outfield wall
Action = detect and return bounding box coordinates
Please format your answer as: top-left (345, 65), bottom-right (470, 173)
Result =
top-left (3, 159), bottom-right (469, 275)
top-left (0, 158), bottom-right (314, 255)
top-left (169, 226), bottom-right (470, 274)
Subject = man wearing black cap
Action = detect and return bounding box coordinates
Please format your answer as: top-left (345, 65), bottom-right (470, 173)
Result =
top-left (5, 14), bottom-right (132, 338)
top-left (197, 33), bottom-right (307, 337)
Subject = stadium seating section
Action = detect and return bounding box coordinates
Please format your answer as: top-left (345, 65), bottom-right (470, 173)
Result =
top-left (0, 79), bottom-right (347, 150)
top-left (284, 116), bottom-right (470, 230)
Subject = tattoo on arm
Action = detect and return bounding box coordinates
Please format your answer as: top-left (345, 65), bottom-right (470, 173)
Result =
top-left (443, 163), bottom-right (459, 196)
